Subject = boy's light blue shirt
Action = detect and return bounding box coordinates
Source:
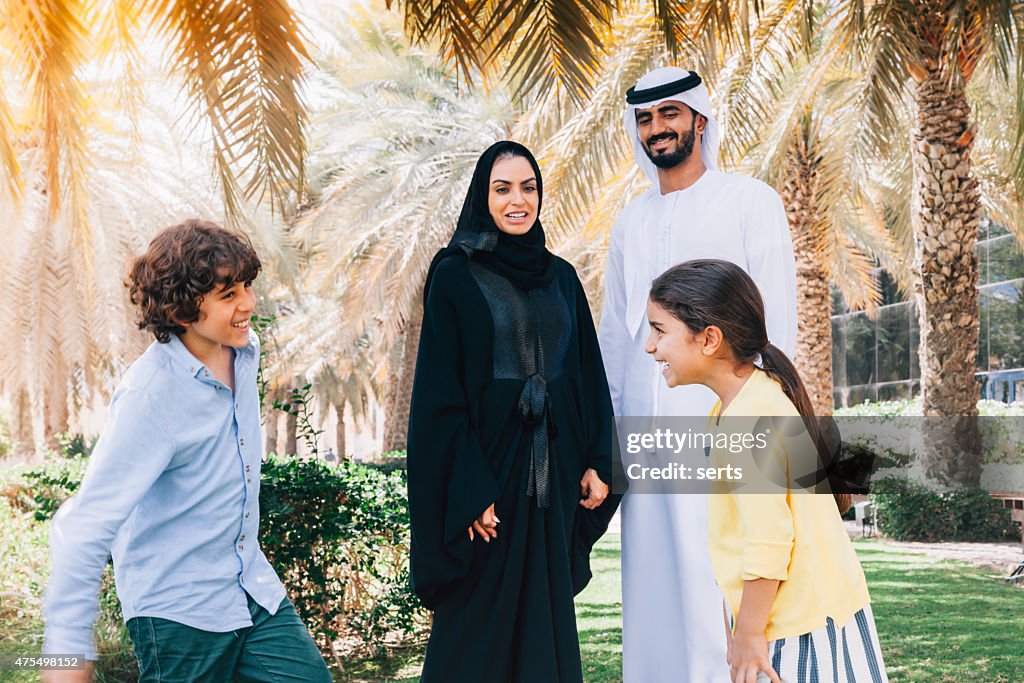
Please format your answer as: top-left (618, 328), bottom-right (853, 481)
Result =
top-left (43, 332), bottom-right (286, 659)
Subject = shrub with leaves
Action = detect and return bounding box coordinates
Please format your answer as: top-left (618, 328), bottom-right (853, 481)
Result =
top-left (870, 477), bottom-right (1019, 542)
top-left (836, 398), bottom-right (1024, 468)
top-left (835, 398), bottom-right (1024, 418)
top-left (4, 457), bottom-right (89, 522)
top-left (56, 432), bottom-right (98, 459)
top-left (244, 456), bottom-right (424, 660)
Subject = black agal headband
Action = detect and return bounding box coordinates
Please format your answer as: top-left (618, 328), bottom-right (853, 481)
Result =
top-left (625, 72), bottom-right (702, 105)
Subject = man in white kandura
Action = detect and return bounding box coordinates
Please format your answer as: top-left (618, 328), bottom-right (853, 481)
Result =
top-left (598, 66), bottom-right (798, 681)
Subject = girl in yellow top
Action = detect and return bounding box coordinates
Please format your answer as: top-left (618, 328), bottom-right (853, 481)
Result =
top-left (644, 259), bottom-right (887, 683)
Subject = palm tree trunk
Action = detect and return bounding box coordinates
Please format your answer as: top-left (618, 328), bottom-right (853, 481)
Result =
top-left (334, 399), bottom-right (346, 460)
top-left (264, 394), bottom-right (279, 456)
top-left (382, 310), bottom-right (422, 453)
top-left (781, 122), bottom-right (833, 416)
top-left (13, 390), bottom-right (34, 460)
top-left (284, 380), bottom-right (299, 456)
top-left (910, 62), bottom-right (982, 486)
top-left (381, 331), bottom-right (405, 454)
top-left (45, 389), bottom-right (70, 450)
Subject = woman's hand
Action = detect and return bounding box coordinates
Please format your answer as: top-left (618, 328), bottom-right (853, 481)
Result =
top-left (579, 468), bottom-right (608, 510)
top-left (467, 503), bottom-right (499, 542)
top-left (729, 630), bottom-right (781, 683)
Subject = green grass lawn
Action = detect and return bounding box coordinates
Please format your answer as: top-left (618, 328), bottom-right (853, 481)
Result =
top-left (340, 535), bottom-right (1024, 683)
top-left (334, 538), bottom-right (625, 683)
top-left (858, 543), bottom-right (1024, 682)
top-left (4, 525), bottom-right (1020, 682)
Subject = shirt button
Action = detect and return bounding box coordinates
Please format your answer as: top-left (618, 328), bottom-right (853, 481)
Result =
top-left (240, 534), bottom-right (246, 541)
top-left (245, 465), bottom-right (251, 472)
top-left (238, 544), bottom-right (244, 551)
top-left (245, 511), bottom-right (250, 518)
top-left (246, 477), bottom-right (252, 483)
top-left (240, 438), bottom-right (245, 446)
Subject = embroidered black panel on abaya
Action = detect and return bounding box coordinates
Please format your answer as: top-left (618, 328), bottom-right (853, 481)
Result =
top-left (407, 251), bottom-right (619, 683)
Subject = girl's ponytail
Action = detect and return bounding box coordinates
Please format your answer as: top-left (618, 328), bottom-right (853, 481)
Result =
top-left (760, 343), bottom-right (850, 514)
top-left (758, 343), bottom-right (814, 422)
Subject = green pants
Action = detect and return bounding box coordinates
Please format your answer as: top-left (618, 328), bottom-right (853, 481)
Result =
top-left (126, 596), bottom-right (332, 683)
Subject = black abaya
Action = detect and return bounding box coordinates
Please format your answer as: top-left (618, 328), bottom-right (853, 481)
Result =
top-left (407, 251), bottom-right (619, 683)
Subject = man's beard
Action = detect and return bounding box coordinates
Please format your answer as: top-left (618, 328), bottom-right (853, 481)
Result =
top-left (643, 120), bottom-right (697, 169)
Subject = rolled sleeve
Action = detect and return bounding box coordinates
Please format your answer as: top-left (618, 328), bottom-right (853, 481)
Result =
top-left (737, 493), bottom-right (794, 581)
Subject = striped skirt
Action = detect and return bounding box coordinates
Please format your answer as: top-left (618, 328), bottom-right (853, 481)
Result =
top-left (758, 605), bottom-right (888, 683)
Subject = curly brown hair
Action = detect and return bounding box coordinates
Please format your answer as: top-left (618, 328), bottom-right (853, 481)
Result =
top-left (127, 219), bottom-right (262, 343)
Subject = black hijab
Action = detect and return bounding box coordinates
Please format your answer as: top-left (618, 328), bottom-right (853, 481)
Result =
top-left (425, 141), bottom-right (556, 295)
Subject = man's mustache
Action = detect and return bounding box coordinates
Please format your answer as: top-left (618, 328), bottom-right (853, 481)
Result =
top-left (645, 132), bottom-right (677, 147)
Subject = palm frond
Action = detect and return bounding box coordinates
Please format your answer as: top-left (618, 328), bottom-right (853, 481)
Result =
top-left (969, 60), bottom-right (1024, 243)
top-left (829, 0), bottom-right (915, 161)
top-left (514, 6), bottom-right (663, 239)
top-left (488, 0), bottom-right (617, 104)
top-left (2, 0), bottom-right (91, 220)
top-left (0, 70), bottom-right (23, 199)
top-left (149, 0), bottom-right (310, 219)
top-left (650, 0), bottom-right (689, 56)
top-left (94, 0), bottom-right (146, 135)
top-left (388, 0), bottom-right (488, 79)
top-left (689, 0), bottom-right (762, 57)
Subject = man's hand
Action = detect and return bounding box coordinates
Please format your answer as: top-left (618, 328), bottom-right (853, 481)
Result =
top-left (42, 662), bottom-right (94, 683)
top-left (729, 630), bottom-right (780, 683)
top-left (579, 468), bottom-right (609, 510)
top-left (467, 503), bottom-right (499, 542)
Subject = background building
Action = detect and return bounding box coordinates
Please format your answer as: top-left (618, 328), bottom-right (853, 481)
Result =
top-left (832, 220), bottom-right (1024, 407)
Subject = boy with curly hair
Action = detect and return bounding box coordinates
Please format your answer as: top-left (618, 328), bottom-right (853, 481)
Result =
top-left (43, 219), bottom-right (331, 683)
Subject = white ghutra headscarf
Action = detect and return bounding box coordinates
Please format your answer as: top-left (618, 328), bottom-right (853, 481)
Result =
top-left (623, 66), bottom-right (721, 185)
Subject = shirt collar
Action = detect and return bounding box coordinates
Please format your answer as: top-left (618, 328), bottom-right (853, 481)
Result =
top-left (160, 332), bottom-right (257, 379)
top-left (716, 368), bottom-right (769, 419)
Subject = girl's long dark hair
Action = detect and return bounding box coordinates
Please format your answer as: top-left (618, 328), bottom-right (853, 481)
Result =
top-left (649, 259), bottom-right (816, 419)
top-left (650, 260), bottom-right (849, 503)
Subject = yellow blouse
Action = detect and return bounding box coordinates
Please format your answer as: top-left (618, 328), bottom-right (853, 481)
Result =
top-left (708, 369), bottom-right (871, 641)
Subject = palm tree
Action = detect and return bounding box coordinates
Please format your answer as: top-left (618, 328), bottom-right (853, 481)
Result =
top-left (287, 5), bottom-right (515, 449)
top-left (0, 0), bottom-right (309, 218)
top-left (262, 295), bottom-right (379, 458)
top-left (0, 0), bottom-right (309, 449)
top-left (710, 5), bottom-right (905, 416)
top-left (826, 1), bottom-right (1024, 485)
top-left (0, 93), bottom-right (259, 450)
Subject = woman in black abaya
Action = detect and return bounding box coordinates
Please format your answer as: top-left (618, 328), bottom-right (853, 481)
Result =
top-left (407, 141), bottom-right (620, 683)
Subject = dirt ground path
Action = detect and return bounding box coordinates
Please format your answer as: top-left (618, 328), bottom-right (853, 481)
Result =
top-left (607, 512), bottom-right (1022, 575)
top-left (843, 520), bottom-right (1024, 574)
